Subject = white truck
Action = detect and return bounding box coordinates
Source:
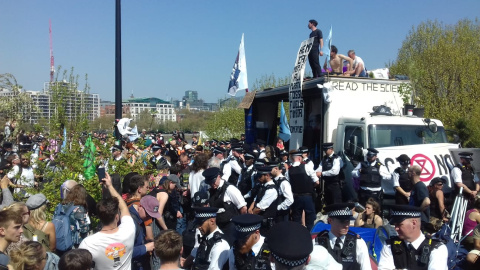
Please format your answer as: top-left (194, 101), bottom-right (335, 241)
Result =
top-left (248, 76), bottom-right (459, 201)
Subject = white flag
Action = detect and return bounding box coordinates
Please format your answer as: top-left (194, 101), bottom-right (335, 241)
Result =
top-left (228, 33), bottom-right (248, 96)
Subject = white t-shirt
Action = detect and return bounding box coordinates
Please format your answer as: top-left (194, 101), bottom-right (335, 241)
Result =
top-left (353, 56), bottom-right (366, 72)
top-left (189, 169), bottom-right (205, 199)
top-left (79, 215), bottom-right (136, 270)
top-left (8, 165), bottom-right (35, 194)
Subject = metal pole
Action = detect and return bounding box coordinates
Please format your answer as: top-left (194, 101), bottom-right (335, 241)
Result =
top-left (114, 0), bottom-right (122, 140)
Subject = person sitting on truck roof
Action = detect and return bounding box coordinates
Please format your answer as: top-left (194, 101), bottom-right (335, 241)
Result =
top-left (323, 45), bottom-right (353, 75)
top-left (352, 148), bottom-right (391, 206)
top-left (343, 50), bottom-right (368, 77)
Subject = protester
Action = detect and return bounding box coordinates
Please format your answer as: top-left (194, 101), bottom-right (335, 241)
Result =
top-left (153, 230), bottom-right (183, 270)
top-left (78, 173), bottom-right (135, 270)
top-left (8, 241), bottom-right (60, 270)
top-left (0, 209), bottom-right (23, 268)
top-left (24, 194), bottom-right (56, 252)
top-left (58, 249), bottom-right (94, 270)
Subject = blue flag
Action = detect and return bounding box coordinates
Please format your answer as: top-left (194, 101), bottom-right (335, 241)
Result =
top-left (61, 127), bottom-right (67, 152)
top-left (278, 101), bottom-right (291, 142)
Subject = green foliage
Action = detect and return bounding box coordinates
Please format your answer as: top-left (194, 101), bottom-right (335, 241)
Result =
top-left (397, 82), bottom-right (413, 104)
top-left (204, 99), bottom-right (244, 140)
top-left (251, 73), bottom-right (290, 92)
top-left (389, 19), bottom-right (480, 146)
top-left (0, 73), bottom-right (38, 123)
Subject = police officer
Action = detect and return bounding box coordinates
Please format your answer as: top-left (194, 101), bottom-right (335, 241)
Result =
top-left (278, 150), bottom-right (290, 175)
top-left (223, 143), bottom-right (245, 186)
top-left (237, 152), bottom-right (256, 199)
top-left (248, 165), bottom-right (278, 234)
top-left (452, 152), bottom-right (479, 200)
top-left (378, 205), bottom-right (448, 270)
top-left (203, 167), bottom-right (247, 246)
top-left (256, 139), bottom-right (267, 160)
top-left (315, 203), bottom-right (372, 270)
top-left (149, 144), bottom-right (170, 170)
top-left (267, 221), bottom-right (313, 270)
top-left (352, 148), bottom-right (391, 206)
top-left (271, 165), bottom-right (293, 222)
top-left (228, 214), bottom-right (272, 270)
top-left (392, 154), bottom-right (412, 205)
top-left (299, 146), bottom-right (314, 172)
top-left (189, 207), bottom-right (230, 270)
top-left (286, 150), bottom-right (319, 231)
top-left (316, 142), bottom-right (343, 205)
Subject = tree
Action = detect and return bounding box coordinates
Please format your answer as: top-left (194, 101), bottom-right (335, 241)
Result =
top-left (389, 19), bottom-right (480, 147)
top-left (0, 73), bottom-right (37, 124)
top-left (204, 99), bottom-right (244, 140)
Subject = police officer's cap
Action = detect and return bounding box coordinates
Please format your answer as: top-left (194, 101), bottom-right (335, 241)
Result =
top-left (193, 206), bottom-right (218, 224)
top-left (279, 150), bottom-right (289, 156)
top-left (459, 152), bottom-right (474, 160)
top-left (112, 144), bottom-right (123, 152)
top-left (230, 138), bottom-right (240, 144)
top-left (290, 150), bottom-right (303, 157)
top-left (211, 139), bottom-right (218, 144)
top-left (325, 203), bottom-right (355, 220)
top-left (256, 139), bottom-right (266, 146)
top-left (389, 205), bottom-right (422, 224)
top-left (151, 144), bottom-right (162, 152)
top-left (396, 154), bottom-right (410, 164)
top-left (232, 214), bottom-right (263, 240)
top-left (299, 146), bottom-right (309, 153)
top-left (231, 143), bottom-right (244, 153)
top-left (2, 142), bottom-right (13, 149)
top-left (366, 148), bottom-right (379, 157)
top-left (202, 167), bottom-right (220, 185)
top-left (244, 152), bottom-right (255, 160)
top-left (218, 141), bottom-right (226, 146)
top-left (255, 165), bottom-right (274, 175)
top-left (322, 143), bottom-right (334, 150)
top-left (212, 147), bottom-right (225, 155)
top-left (267, 221), bottom-right (313, 267)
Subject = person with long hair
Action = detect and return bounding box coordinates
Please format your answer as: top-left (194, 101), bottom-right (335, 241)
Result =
top-left (354, 198), bottom-right (383, 228)
top-left (148, 177), bottom-right (180, 270)
top-left (61, 185), bottom-right (90, 249)
top-left (428, 177), bottom-right (449, 232)
top-left (25, 194), bottom-right (56, 252)
top-left (463, 198), bottom-right (480, 250)
top-left (8, 241), bottom-right (60, 270)
top-left (189, 153), bottom-right (209, 198)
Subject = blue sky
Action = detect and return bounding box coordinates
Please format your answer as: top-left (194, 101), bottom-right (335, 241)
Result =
top-left (1, 0), bottom-right (479, 103)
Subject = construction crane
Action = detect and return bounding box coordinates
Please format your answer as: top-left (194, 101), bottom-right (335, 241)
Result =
top-left (49, 19), bottom-right (55, 82)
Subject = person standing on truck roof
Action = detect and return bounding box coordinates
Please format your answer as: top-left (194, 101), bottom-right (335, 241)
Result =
top-left (343, 50), bottom-right (368, 78)
top-left (323, 45), bottom-right (353, 75)
top-left (352, 148), bottom-right (391, 206)
top-left (308, 19), bottom-right (323, 78)
top-left (316, 143), bottom-right (344, 205)
top-left (452, 152), bottom-right (479, 203)
top-left (392, 154), bottom-right (412, 205)
top-left (286, 150), bottom-right (319, 231)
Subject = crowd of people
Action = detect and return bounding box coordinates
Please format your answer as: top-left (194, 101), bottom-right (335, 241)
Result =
top-left (0, 126), bottom-right (479, 270)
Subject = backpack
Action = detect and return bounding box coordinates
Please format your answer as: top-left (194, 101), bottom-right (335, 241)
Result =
top-left (52, 203), bottom-right (90, 251)
top-left (23, 223), bottom-right (50, 251)
top-left (52, 203), bottom-right (76, 251)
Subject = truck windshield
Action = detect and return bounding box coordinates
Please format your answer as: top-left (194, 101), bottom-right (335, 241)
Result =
top-left (368, 124), bottom-right (448, 148)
